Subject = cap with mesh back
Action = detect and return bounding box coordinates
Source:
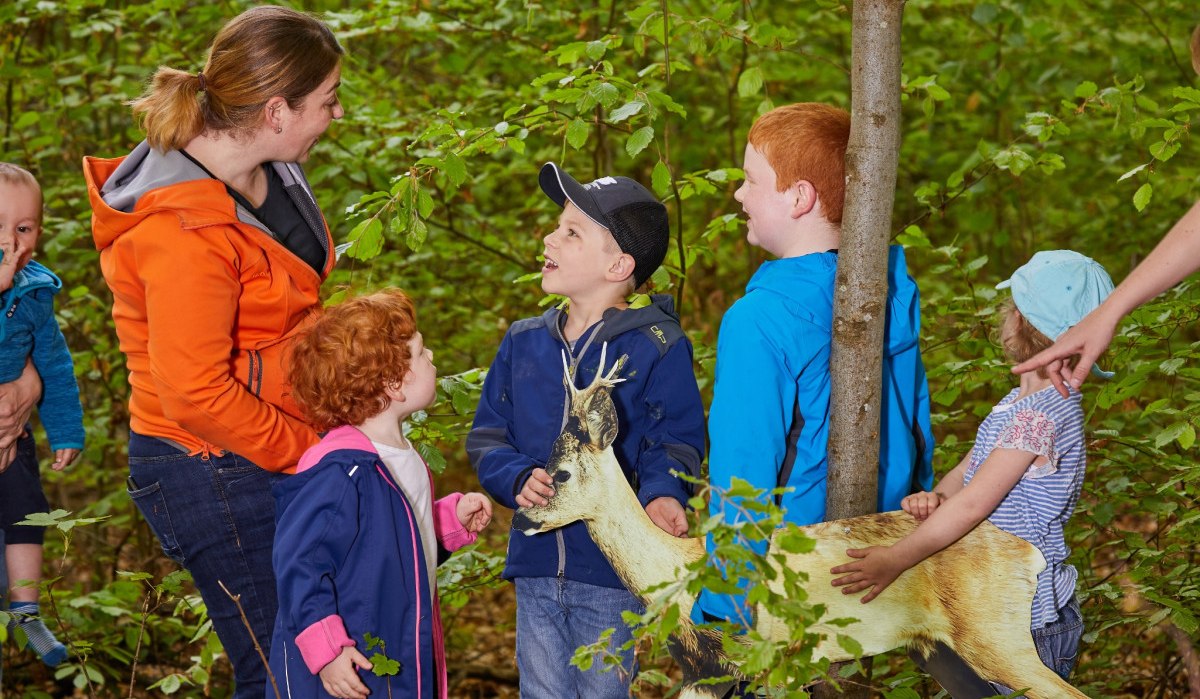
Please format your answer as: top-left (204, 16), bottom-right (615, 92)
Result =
top-left (538, 162), bottom-right (669, 288)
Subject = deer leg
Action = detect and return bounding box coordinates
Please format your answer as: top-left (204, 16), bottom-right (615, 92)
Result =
top-left (669, 628), bottom-right (740, 699)
top-left (990, 662), bottom-right (1089, 699)
top-left (678, 685), bottom-right (734, 699)
top-left (914, 643), bottom-right (1015, 698)
top-left (956, 641), bottom-right (1089, 699)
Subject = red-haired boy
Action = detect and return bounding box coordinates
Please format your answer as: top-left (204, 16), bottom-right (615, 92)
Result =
top-left (694, 103), bottom-right (935, 625)
top-left (269, 289), bottom-right (492, 699)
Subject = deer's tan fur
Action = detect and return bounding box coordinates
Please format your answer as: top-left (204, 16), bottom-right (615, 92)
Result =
top-left (513, 349), bottom-right (1089, 699)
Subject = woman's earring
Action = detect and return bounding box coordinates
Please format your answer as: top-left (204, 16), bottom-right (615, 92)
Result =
top-left (275, 127), bottom-right (283, 134)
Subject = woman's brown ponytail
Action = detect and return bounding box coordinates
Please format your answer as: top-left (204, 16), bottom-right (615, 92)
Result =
top-left (128, 6), bottom-right (343, 152)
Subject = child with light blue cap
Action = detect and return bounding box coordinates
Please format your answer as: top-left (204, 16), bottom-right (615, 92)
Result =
top-left (996, 249), bottom-right (1116, 378)
top-left (831, 249), bottom-right (1111, 695)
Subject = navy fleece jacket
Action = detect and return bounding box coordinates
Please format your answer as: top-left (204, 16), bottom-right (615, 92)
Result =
top-left (468, 295), bottom-right (706, 589)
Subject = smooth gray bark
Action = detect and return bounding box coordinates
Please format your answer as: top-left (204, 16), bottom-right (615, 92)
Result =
top-left (827, 0), bottom-right (904, 521)
top-left (820, 1), bottom-right (904, 696)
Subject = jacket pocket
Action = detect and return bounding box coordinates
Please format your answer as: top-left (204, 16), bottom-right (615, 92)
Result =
top-left (244, 349), bottom-right (263, 397)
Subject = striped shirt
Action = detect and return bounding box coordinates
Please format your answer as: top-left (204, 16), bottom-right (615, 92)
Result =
top-left (965, 385), bottom-right (1085, 629)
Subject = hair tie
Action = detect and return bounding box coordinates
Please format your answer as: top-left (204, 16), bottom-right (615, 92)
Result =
top-left (197, 72), bottom-right (207, 92)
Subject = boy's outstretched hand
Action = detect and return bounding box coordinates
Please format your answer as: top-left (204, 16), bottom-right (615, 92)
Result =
top-left (645, 496), bottom-right (689, 537)
top-left (829, 546), bottom-right (906, 603)
top-left (457, 492), bottom-right (493, 533)
top-left (318, 646), bottom-right (373, 699)
top-left (516, 467), bottom-right (555, 508)
top-left (51, 448), bottom-right (80, 472)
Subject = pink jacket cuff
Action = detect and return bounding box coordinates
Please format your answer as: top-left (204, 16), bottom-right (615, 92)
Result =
top-left (434, 492), bottom-right (478, 552)
top-left (295, 614), bottom-right (356, 674)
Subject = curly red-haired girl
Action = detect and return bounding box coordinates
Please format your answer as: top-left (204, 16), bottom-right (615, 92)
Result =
top-left (271, 288), bottom-right (492, 699)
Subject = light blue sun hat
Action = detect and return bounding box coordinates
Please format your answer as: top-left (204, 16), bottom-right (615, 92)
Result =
top-left (996, 250), bottom-right (1116, 378)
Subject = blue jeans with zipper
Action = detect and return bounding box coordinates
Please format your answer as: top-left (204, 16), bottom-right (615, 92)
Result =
top-left (515, 576), bottom-right (644, 698)
top-left (127, 432), bottom-right (280, 699)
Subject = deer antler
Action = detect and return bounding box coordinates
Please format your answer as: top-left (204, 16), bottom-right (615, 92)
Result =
top-left (560, 349), bottom-right (577, 398)
top-left (588, 342), bottom-right (627, 391)
top-left (561, 343), bottom-right (629, 399)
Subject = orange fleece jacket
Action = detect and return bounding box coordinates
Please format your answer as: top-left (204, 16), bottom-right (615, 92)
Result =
top-left (84, 153), bottom-right (332, 471)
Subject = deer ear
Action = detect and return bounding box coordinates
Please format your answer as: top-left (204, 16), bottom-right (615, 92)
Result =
top-left (592, 411), bottom-right (618, 450)
top-left (582, 391), bottom-right (619, 450)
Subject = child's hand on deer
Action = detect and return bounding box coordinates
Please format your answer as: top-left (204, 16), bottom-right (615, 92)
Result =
top-left (318, 646), bottom-right (373, 699)
top-left (645, 496), bottom-right (689, 537)
top-left (901, 490), bottom-right (944, 521)
top-left (457, 492), bottom-right (494, 533)
top-left (829, 546), bottom-right (908, 603)
top-left (51, 447), bottom-right (80, 471)
top-left (516, 468), bottom-right (555, 507)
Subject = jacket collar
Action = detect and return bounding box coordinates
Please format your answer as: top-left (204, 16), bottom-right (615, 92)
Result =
top-left (295, 425), bottom-right (378, 473)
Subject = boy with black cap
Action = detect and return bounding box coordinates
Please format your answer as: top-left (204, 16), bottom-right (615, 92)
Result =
top-left (469, 162), bottom-right (706, 698)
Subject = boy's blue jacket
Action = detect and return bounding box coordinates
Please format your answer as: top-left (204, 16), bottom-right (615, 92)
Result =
top-left (697, 246), bottom-right (934, 624)
top-left (270, 426), bottom-right (475, 699)
top-left (0, 260), bottom-right (84, 450)
top-left (468, 295), bottom-right (706, 589)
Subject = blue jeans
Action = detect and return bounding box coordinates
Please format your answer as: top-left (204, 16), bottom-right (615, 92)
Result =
top-left (914, 597), bottom-right (1083, 697)
top-left (515, 576), bottom-right (644, 699)
top-left (127, 433), bottom-right (280, 699)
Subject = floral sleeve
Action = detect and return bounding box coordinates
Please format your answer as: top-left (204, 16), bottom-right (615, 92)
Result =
top-left (995, 408), bottom-right (1058, 478)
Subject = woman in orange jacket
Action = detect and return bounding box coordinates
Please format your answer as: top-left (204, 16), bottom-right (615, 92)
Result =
top-left (83, 7), bottom-right (344, 697)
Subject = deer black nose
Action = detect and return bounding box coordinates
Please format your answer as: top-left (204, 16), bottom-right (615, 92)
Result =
top-left (512, 511), bottom-right (542, 535)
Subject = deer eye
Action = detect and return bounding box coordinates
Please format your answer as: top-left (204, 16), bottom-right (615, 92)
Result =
top-left (552, 470), bottom-right (572, 483)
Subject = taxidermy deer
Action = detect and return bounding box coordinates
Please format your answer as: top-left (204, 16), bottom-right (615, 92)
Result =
top-left (511, 347), bottom-right (1088, 699)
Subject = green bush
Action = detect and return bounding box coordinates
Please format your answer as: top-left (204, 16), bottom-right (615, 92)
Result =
top-left (1, 0), bottom-right (1195, 695)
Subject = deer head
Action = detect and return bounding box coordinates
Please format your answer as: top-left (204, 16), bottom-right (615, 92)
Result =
top-left (512, 344), bottom-right (628, 535)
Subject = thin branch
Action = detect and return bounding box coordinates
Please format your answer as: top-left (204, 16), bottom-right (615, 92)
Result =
top-left (895, 162), bottom-right (999, 237)
top-left (1129, 0), bottom-right (1193, 85)
top-left (218, 580), bottom-right (280, 699)
top-left (659, 0), bottom-right (688, 311)
top-left (42, 578), bottom-right (98, 697)
top-left (127, 587), bottom-right (159, 698)
top-left (429, 213), bottom-right (530, 268)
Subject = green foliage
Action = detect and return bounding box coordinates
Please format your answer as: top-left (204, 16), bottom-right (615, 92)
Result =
top-left (1, 0), bottom-right (1198, 695)
top-left (16, 509), bottom-right (107, 534)
top-left (683, 481), bottom-right (836, 696)
top-left (364, 633), bottom-right (402, 677)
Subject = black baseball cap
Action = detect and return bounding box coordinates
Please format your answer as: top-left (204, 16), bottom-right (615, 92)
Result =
top-left (538, 162), bottom-right (670, 288)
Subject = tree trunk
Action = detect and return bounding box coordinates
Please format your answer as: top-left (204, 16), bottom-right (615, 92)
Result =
top-left (819, 1), bottom-right (905, 697)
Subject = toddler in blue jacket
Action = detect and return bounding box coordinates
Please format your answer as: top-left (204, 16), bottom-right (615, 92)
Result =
top-left (468, 162), bottom-right (706, 698)
top-left (270, 289), bottom-right (491, 699)
top-left (0, 162), bottom-right (83, 668)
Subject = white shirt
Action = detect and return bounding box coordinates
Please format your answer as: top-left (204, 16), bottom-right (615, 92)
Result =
top-left (373, 441), bottom-right (438, 595)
